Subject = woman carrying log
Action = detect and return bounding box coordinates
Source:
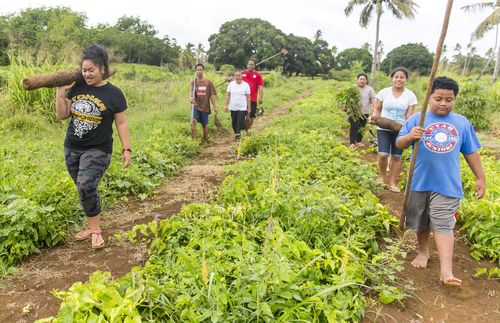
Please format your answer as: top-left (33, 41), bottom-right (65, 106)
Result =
top-left (372, 67), bottom-right (417, 193)
top-left (55, 45), bottom-right (131, 249)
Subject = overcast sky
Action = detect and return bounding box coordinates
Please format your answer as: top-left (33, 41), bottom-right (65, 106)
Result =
top-left (2, 1), bottom-right (496, 58)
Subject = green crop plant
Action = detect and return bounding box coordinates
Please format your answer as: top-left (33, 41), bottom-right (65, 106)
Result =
top-left (43, 81), bottom-right (405, 322)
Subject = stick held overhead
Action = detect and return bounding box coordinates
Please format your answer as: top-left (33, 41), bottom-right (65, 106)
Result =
top-left (255, 48), bottom-right (288, 67)
top-left (400, 0), bottom-right (455, 230)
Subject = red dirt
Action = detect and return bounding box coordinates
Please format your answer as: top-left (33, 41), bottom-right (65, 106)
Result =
top-left (0, 90), bottom-right (312, 322)
top-left (355, 139), bottom-right (499, 323)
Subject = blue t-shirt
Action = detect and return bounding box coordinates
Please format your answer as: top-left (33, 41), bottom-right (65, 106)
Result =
top-left (398, 112), bottom-right (481, 198)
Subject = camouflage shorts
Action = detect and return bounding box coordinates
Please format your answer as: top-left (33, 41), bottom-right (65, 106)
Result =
top-left (64, 148), bottom-right (111, 217)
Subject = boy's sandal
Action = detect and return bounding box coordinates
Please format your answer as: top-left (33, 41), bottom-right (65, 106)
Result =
top-left (349, 144), bottom-right (356, 148)
top-left (75, 227), bottom-right (93, 241)
top-left (91, 231), bottom-right (105, 249)
top-left (389, 185), bottom-right (401, 193)
top-left (356, 142), bottom-right (365, 147)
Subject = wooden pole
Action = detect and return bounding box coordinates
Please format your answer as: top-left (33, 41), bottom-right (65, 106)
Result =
top-left (400, 0), bottom-right (454, 230)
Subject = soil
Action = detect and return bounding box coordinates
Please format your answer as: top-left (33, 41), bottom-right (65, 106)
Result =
top-left (353, 136), bottom-right (499, 323)
top-left (0, 90), bottom-right (312, 322)
top-left (1, 93), bottom-right (498, 323)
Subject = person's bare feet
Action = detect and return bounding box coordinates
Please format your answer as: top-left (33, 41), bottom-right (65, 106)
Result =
top-left (440, 275), bottom-right (462, 286)
top-left (411, 252), bottom-right (429, 268)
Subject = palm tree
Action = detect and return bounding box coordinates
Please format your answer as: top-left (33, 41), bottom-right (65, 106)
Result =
top-left (462, 1), bottom-right (500, 82)
top-left (477, 47), bottom-right (495, 79)
top-left (344, 0), bottom-right (419, 86)
top-left (462, 39), bottom-right (477, 76)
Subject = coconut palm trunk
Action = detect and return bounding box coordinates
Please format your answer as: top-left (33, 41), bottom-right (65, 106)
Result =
top-left (493, 45), bottom-right (500, 82)
top-left (477, 24), bottom-right (498, 80)
top-left (370, 1), bottom-right (383, 86)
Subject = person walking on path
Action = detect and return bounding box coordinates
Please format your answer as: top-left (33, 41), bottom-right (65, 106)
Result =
top-left (224, 70), bottom-right (251, 141)
top-left (372, 67), bottom-right (417, 193)
top-left (55, 45), bottom-right (131, 249)
top-left (396, 76), bottom-right (486, 286)
top-left (242, 60), bottom-right (264, 132)
top-left (189, 63), bottom-right (218, 145)
top-left (349, 73), bottom-right (376, 148)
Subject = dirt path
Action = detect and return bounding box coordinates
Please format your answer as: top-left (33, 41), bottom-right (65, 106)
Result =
top-left (0, 89), bottom-right (313, 323)
top-left (354, 140), bottom-right (499, 323)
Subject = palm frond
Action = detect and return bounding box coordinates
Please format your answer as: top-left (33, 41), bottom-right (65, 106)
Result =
top-left (385, 0), bottom-right (418, 19)
top-left (473, 8), bottom-right (500, 39)
top-left (360, 3), bottom-right (375, 28)
top-left (344, 0), bottom-right (371, 16)
top-left (461, 1), bottom-right (495, 13)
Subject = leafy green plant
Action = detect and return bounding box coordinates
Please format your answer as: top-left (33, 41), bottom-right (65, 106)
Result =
top-left (455, 82), bottom-right (491, 131)
top-left (44, 81), bottom-right (404, 322)
top-left (335, 84), bottom-right (362, 119)
top-left (459, 153), bottom-right (499, 262)
top-left (0, 63), bottom-right (313, 275)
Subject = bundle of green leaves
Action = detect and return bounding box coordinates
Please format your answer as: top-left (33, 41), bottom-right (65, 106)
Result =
top-left (335, 84), bottom-right (362, 120)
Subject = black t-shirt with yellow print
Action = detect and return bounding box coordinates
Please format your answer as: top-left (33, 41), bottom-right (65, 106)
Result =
top-left (65, 82), bottom-right (127, 154)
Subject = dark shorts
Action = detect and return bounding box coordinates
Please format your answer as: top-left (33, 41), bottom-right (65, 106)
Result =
top-left (377, 129), bottom-right (403, 157)
top-left (192, 108), bottom-right (209, 127)
top-left (249, 101), bottom-right (257, 118)
top-left (64, 147), bottom-right (111, 217)
top-left (405, 192), bottom-right (460, 234)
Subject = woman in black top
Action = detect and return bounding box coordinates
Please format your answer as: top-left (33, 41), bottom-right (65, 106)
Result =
top-left (55, 45), bottom-right (131, 249)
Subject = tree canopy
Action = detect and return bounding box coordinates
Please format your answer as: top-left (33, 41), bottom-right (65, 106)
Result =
top-left (381, 43), bottom-right (433, 74)
top-left (207, 18), bottom-right (287, 69)
top-left (335, 48), bottom-right (372, 72)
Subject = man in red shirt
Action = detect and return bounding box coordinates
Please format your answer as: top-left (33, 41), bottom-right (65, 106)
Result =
top-left (242, 60), bottom-right (264, 131)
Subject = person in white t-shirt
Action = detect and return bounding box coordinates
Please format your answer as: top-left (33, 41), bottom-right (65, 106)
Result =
top-left (372, 67), bottom-right (417, 193)
top-left (224, 70), bottom-right (251, 141)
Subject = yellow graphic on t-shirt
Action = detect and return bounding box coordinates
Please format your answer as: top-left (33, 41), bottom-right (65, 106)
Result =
top-left (72, 94), bottom-right (106, 111)
top-left (73, 111), bottom-right (102, 124)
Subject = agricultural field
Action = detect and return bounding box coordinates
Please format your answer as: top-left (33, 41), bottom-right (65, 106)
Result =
top-left (0, 63), bottom-right (498, 322)
top-left (0, 62), bottom-right (313, 275)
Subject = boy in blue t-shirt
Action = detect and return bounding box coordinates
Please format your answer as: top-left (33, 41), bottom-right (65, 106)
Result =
top-left (396, 77), bottom-right (486, 286)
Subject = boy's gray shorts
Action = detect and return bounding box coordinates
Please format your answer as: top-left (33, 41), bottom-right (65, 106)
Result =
top-left (405, 192), bottom-right (460, 234)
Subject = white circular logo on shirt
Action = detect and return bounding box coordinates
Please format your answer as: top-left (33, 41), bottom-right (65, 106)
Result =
top-left (422, 122), bottom-right (459, 154)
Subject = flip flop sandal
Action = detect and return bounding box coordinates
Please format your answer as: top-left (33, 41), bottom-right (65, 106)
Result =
top-left (91, 231), bottom-right (105, 249)
top-left (75, 227), bottom-right (93, 241)
top-left (389, 185), bottom-right (401, 193)
top-left (441, 277), bottom-right (462, 286)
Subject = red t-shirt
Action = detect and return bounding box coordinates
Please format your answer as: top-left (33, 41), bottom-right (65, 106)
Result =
top-left (242, 70), bottom-right (264, 102)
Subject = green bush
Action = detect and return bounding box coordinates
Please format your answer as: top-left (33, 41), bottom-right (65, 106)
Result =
top-left (218, 64), bottom-right (235, 76)
top-left (335, 84), bottom-right (361, 119)
top-left (455, 82), bottom-right (491, 131)
top-left (328, 69), bottom-right (352, 82)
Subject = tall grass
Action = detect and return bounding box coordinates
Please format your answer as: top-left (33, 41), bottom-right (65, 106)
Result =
top-left (4, 56), bottom-right (70, 121)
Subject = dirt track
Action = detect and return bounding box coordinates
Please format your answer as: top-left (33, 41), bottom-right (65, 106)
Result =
top-left (0, 90), bottom-right (498, 322)
top-left (0, 90), bottom-right (313, 322)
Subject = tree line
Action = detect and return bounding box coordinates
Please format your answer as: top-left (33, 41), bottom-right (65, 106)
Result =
top-left (0, 6), bottom-right (497, 80)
